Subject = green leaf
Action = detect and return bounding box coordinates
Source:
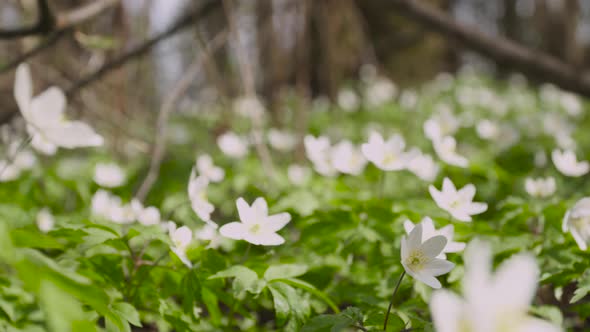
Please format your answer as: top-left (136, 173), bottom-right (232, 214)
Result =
top-left (571, 271), bottom-right (590, 303)
top-left (301, 314), bottom-right (353, 332)
top-left (268, 284), bottom-right (291, 326)
top-left (39, 280), bottom-right (97, 332)
top-left (11, 228), bottom-right (64, 249)
top-left (208, 265), bottom-right (265, 294)
top-left (201, 287), bottom-right (221, 326)
top-left (272, 278), bottom-right (339, 313)
top-left (264, 264), bottom-right (308, 281)
top-left (110, 302), bottom-right (141, 327)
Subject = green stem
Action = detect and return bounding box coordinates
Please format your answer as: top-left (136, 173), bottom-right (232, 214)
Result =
top-left (383, 271), bottom-right (405, 331)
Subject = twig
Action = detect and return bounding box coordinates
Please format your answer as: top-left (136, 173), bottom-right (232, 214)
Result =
top-left (135, 31), bottom-right (228, 202)
top-left (391, 0), bottom-right (590, 97)
top-left (0, 0), bottom-right (54, 39)
top-left (222, 0), bottom-right (276, 178)
top-left (0, 0), bottom-right (220, 126)
top-left (65, 0), bottom-right (219, 97)
top-left (56, 0), bottom-right (121, 29)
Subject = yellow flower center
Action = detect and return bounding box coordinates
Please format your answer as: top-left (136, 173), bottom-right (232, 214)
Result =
top-left (405, 250), bottom-right (427, 271)
top-left (249, 224), bottom-right (261, 234)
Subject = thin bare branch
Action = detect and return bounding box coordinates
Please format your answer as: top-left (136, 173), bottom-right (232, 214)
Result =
top-left (135, 32), bottom-right (228, 202)
top-left (392, 0), bottom-right (590, 97)
top-left (0, 0), bottom-right (54, 39)
top-left (56, 0), bottom-right (121, 29)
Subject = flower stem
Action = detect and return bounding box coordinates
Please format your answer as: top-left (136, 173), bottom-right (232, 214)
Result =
top-left (383, 271), bottom-right (405, 331)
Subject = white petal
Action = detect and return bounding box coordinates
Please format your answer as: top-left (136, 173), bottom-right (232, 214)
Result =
top-left (28, 87), bottom-right (66, 126)
top-left (265, 212), bottom-right (291, 232)
top-left (403, 219), bottom-right (415, 234)
top-left (244, 232), bottom-right (285, 246)
top-left (236, 197), bottom-right (256, 225)
top-left (420, 235), bottom-right (447, 258)
top-left (42, 121), bottom-right (104, 148)
top-left (571, 228), bottom-right (588, 250)
top-left (429, 185), bottom-right (447, 208)
top-left (492, 254), bottom-right (539, 311)
top-left (252, 197), bottom-right (268, 217)
top-left (430, 290), bottom-right (465, 332)
top-left (413, 272), bottom-right (442, 289)
top-left (407, 222), bottom-right (423, 250)
top-left (14, 63), bottom-right (32, 115)
top-left (520, 317), bottom-right (562, 332)
top-left (219, 222), bottom-right (247, 240)
top-left (422, 258), bottom-right (454, 276)
top-left (442, 177), bottom-right (456, 193)
top-left (458, 183), bottom-right (476, 201)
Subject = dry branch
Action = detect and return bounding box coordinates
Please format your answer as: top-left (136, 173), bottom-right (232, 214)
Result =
top-left (392, 0), bottom-right (590, 97)
top-left (135, 32), bottom-right (228, 202)
top-left (0, 0), bottom-right (54, 39)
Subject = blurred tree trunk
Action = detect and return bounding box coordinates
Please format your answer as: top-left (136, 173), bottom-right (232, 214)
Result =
top-left (354, 0), bottom-right (452, 85)
top-left (535, 0), bottom-right (581, 65)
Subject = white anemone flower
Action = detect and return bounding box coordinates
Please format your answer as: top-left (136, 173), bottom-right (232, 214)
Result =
top-left (429, 177), bottom-right (487, 222)
top-left (365, 77), bottom-right (397, 107)
top-left (337, 88), bottom-right (360, 112)
top-left (130, 199), bottom-right (161, 226)
top-left (196, 154), bottom-right (224, 183)
top-left (401, 223), bottom-right (455, 289)
top-left (361, 132), bottom-right (407, 171)
top-left (14, 63), bottom-right (103, 155)
top-left (304, 135), bottom-right (337, 177)
top-left (406, 148), bottom-right (439, 182)
top-left (430, 240), bottom-right (562, 332)
top-left (233, 95), bottom-right (265, 121)
top-left (195, 224), bottom-right (225, 249)
top-left (476, 119), bottom-right (500, 140)
top-left (217, 132), bottom-right (249, 159)
top-left (551, 149), bottom-right (589, 177)
top-left (331, 140), bottom-right (367, 176)
top-left (423, 108), bottom-right (460, 141)
top-left (93, 163), bottom-right (125, 188)
top-left (524, 177), bottom-right (556, 198)
top-left (219, 197), bottom-right (291, 246)
top-left (432, 136), bottom-right (469, 168)
top-left (287, 164), bottom-right (311, 186)
top-left (403, 217), bottom-right (465, 259)
top-left (170, 225), bottom-right (193, 267)
top-left (187, 170), bottom-right (216, 226)
top-left (36, 208), bottom-right (55, 233)
top-left (91, 190), bottom-right (135, 224)
top-left (267, 129), bottom-right (297, 152)
top-left (562, 197), bottom-right (590, 250)
top-left (0, 140), bottom-right (36, 182)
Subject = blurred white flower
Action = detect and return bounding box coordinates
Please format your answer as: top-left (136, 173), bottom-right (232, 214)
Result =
top-left (337, 88), bottom-right (360, 112)
top-left (430, 240), bottom-right (561, 332)
top-left (217, 132), bottom-right (249, 159)
top-left (196, 154), bottom-right (224, 183)
top-left (401, 223), bottom-right (454, 289)
top-left (403, 217), bottom-right (465, 259)
top-left (331, 140), bottom-right (367, 175)
top-left (195, 224), bottom-right (225, 249)
top-left (423, 107), bottom-right (459, 140)
top-left (361, 132), bottom-right (407, 171)
top-left (563, 197), bottom-right (590, 250)
top-left (432, 136), bottom-right (469, 168)
top-left (233, 95), bottom-right (265, 121)
top-left (0, 140), bottom-right (36, 182)
top-left (267, 128), bottom-right (297, 152)
top-left (399, 89), bottom-right (418, 109)
top-left (365, 77), bottom-right (397, 107)
top-left (287, 164), bottom-right (310, 186)
top-left (476, 119), bottom-right (500, 140)
top-left (524, 177), bottom-right (556, 198)
top-left (551, 149), bottom-right (589, 177)
top-left (131, 199), bottom-right (161, 226)
top-left (304, 135), bottom-right (337, 177)
top-left (406, 148), bottom-right (439, 182)
top-left (14, 63), bottom-right (103, 155)
top-left (187, 170), bottom-right (215, 226)
top-left (91, 190), bottom-right (135, 224)
top-left (93, 163), bottom-right (125, 187)
top-left (170, 225), bottom-right (193, 267)
top-left (219, 197), bottom-right (291, 246)
top-left (429, 177), bottom-right (487, 222)
top-left (36, 208), bottom-right (55, 233)
top-left (560, 92), bottom-right (582, 117)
